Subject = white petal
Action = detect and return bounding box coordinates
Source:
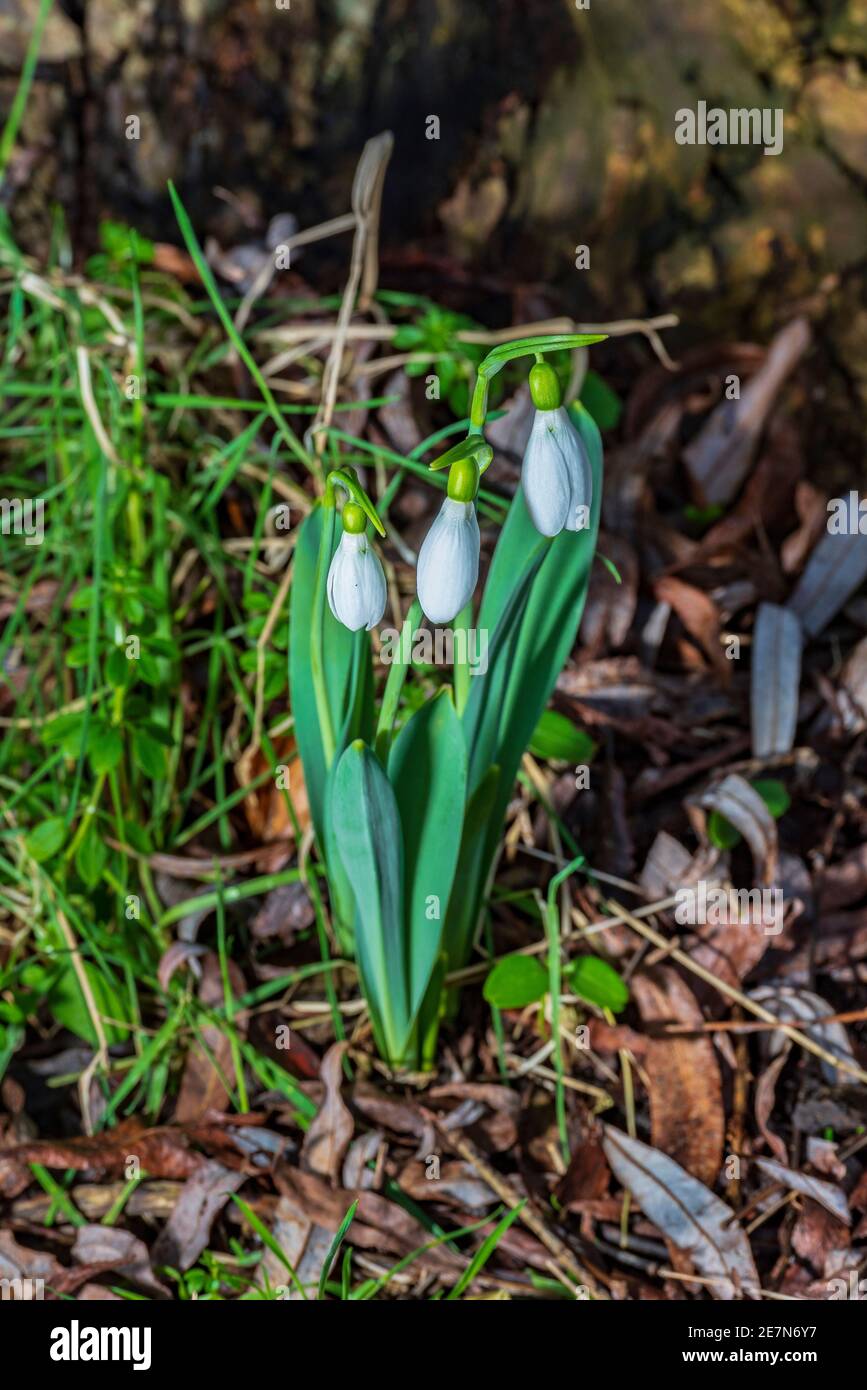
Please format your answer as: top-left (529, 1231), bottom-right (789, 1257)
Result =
top-left (417, 498), bottom-right (480, 625)
top-left (327, 532), bottom-right (387, 631)
top-left (521, 407), bottom-right (592, 537)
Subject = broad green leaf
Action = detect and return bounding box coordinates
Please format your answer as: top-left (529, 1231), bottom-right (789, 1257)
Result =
top-left (25, 817), bottom-right (65, 863)
top-left (483, 954), bottom-right (548, 1009)
top-left (388, 689), bottom-right (467, 1020)
top-left (332, 741), bottom-right (409, 1060)
top-left (454, 402), bottom-right (603, 969)
top-left (440, 764), bottom-right (500, 975)
top-left (580, 369), bottom-right (622, 431)
top-left (41, 713), bottom-right (83, 747)
top-left (289, 506), bottom-right (371, 836)
top-left (566, 955), bottom-right (629, 1012)
top-left (22, 959), bottom-right (127, 1048)
top-left (132, 728), bottom-right (164, 778)
top-left (529, 709), bottom-right (597, 764)
top-left (75, 823), bottom-right (107, 888)
top-left (707, 810), bottom-right (742, 850)
top-left (752, 778), bottom-right (791, 819)
top-left (90, 725), bottom-right (123, 775)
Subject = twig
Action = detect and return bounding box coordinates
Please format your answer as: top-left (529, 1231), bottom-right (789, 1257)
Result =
top-left (424, 1112), bottom-right (609, 1299)
top-left (601, 896), bottom-right (867, 1085)
top-left (310, 133), bottom-right (393, 458)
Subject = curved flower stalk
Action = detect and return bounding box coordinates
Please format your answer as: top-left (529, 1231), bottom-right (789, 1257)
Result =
top-left (521, 362), bottom-right (593, 538)
top-left (327, 502), bottom-right (387, 631)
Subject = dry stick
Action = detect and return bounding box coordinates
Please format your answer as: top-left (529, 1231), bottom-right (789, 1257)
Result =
top-left (235, 558), bottom-right (294, 787)
top-left (602, 896), bottom-right (867, 1086)
top-left (56, 909), bottom-right (110, 1134)
top-left (660, 1006), bottom-right (867, 1036)
top-left (256, 312), bottom-right (679, 365)
top-left (424, 1111), bottom-right (609, 1299)
top-left (727, 1013), bottom-right (749, 1205)
top-left (233, 213), bottom-right (357, 339)
top-left (311, 132), bottom-right (394, 459)
top-left (76, 346), bottom-right (120, 465)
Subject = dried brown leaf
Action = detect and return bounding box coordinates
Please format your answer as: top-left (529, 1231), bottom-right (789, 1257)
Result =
top-left (601, 1126), bottom-right (760, 1300)
top-left (631, 968), bottom-right (725, 1187)
top-left (301, 1042), bottom-right (354, 1181)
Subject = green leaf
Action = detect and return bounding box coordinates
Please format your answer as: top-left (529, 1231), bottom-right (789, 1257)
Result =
top-left (41, 713), bottom-right (83, 747)
top-left (332, 741), bottom-right (409, 1060)
top-left (388, 690), bottom-right (467, 1021)
top-left (132, 728), bottom-right (165, 778)
top-left (451, 402), bottom-right (603, 971)
top-left (708, 810), bottom-right (742, 850)
top-left (566, 956), bottom-right (629, 1012)
top-left (580, 369), bottom-right (622, 431)
top-left (105, 647), bottom-right (130, 687)
top-left (89, 725), bottom-right (123, 775)
top-left (66, 642), bottom-right (93, 669)
top-left (709, 778), bottom-right (791, 849)
top-left (22, 958), bottom-right (127, 1048)
top-left (483, 954), bottom-right (548, 1009)
top-left (25, 817), bottom-right (65, 863)
top-left (289, 506), bottom-right (371, 835)
top-left (318, 1200), bottom-right (358, 1300)
top-left (529, 709), bottom-right (597, 764)
top-left (752, 778), bottom-right (791, 819)
top-left (75, 823), bottom-right (107, 888)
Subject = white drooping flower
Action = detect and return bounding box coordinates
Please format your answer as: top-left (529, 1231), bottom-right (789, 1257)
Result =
top-left (327, 530), bottom-right (387, 631)
top-left (521, 407), bottom-right (593, 538)
top-left (417, 497), bottom-right (480, 625)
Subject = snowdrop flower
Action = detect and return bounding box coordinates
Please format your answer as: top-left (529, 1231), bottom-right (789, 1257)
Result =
top-left (327, 503), bottom-right (387, 631)
top-left (417, 458), bottom-right (480, 625)
top-left (521, 362), bottom-right (592, 538)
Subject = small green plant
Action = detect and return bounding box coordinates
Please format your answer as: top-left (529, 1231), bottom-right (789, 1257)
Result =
top-left (291, 335), bottom-right (609, 1068)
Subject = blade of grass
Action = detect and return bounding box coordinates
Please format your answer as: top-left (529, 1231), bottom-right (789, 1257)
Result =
top-left (167, 182), bottom-right (315, 476)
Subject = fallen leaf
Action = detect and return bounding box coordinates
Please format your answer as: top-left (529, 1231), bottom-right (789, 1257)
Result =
top-left (72, 1225), bottom-right (169, 1298)
top-left (257, 1192), bottom-right (333, 1300)
top-left (781, 481), bottom-right (829, 575)
top-left (601, 1126), bottom-right (760, 1300)
top-left (151, 1160), bottom-right (246, 1271)
top-left (697, 774), bottom-right (777, 884)
top-left (791, 1199), bottom-right (849, 1273)
top-left (787, 521), bottom-right (867, 638)
top-left (750, 602), bottom-right (802, 757)
top-left (754, 1156), bottom-right (851, 1225)
top-left (631, 968), bottom-right (725, 1187)
top-left (0, 1230), bottom-right (61, 1292)
top-left (749, 984), bottom-right (858, 1086)
top-left (175, 954), bottom-right (248, 1124)
top-left (653, 575), bottom-right (729, 681)
top-left (398, 1159), bottom-right (498, 1213)
top-left (237, 735), bottom-right (310, 842)
top-left (682, 318), bottom-right (810, 507)
top-left (7, 1120), bottom-right (203, 1180)
top-left (754, 1053), bottom-right (789, 1164)
top-left (301, 1043), bottom-right (354, 1181)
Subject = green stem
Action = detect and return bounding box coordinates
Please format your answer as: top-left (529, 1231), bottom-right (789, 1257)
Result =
top-left (469, 332), bottom-right (607, 433)
top-left (546, 852), bottom-right (586, 1165)
top-left (374, 598), bottom-right (422, 762)
top-left (0, 0), bottom-right (53, 182)
top-left (452, 601), bottom-right (472, 717)
top-left (311, 500), bottom-right (338, 766)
